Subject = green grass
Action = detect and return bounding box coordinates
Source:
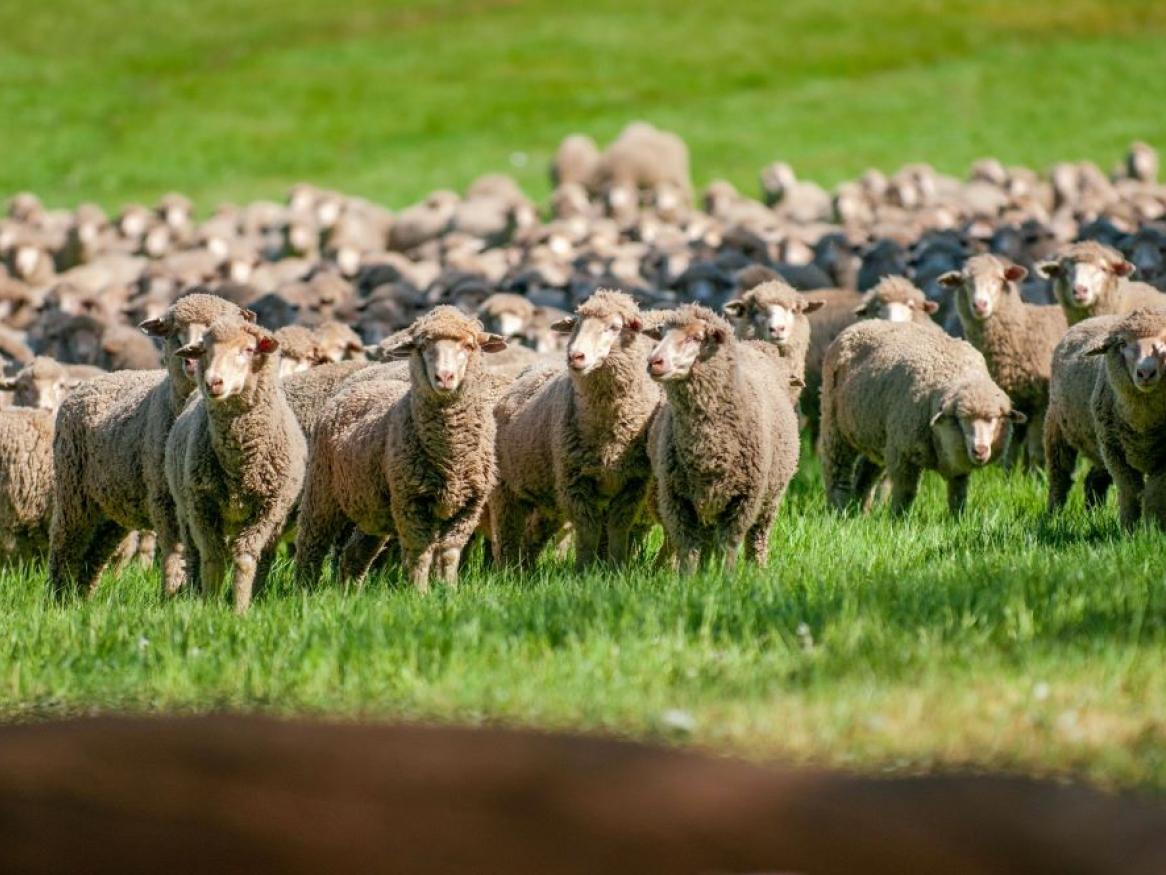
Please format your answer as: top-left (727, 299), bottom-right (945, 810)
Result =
top-left (2, 0), bottom-right (1165, 790)
top-left (3, 462), bottom-right (1164, 791)
top-left (1, 0), bottom-right (1165, 210)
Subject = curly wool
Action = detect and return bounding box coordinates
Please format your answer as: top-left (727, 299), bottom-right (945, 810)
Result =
top-left (0, 408), bottom-right (54, 561)
top-left (492, 290), bottom-right (660, 567)
top-left (1047, 242), bottom-right (1166, 325)
top-left (648, 305), bottom-right (800, 570)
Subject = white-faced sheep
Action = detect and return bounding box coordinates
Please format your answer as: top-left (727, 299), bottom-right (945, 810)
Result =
top-left (165, 318), bottom-right (307, 612)
top-left (312, 320), bottom-right (365, 363)
top-left (853, 275), bottom-right (940, 326)
top-left (722, 279), bottom-right (822, 400)
top-left (296, 307), bottom-right (507, 590)
top-left (821, 320), bottom-right (1024, 516)
top-left (274, 325), bottom-right (325, 378)
top-left (491, 290), bottom-right (660, 569)
top-left (1075, 308), bottom-right (1166, 529)
top-left (49, 293), bottom-right (252, 598)
top-left (643, 305), bottom-right (800, 572)
top-left (939, 255), bottom-right (1067, 464)
top-left (1038, 241), bottom-right (1166, 325)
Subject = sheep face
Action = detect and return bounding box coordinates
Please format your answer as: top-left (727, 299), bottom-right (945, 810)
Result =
top-left (941, 258), bottom-right (1027, 322)
top-left (555, 310), bottom-right (642, 376)
top-left (278, 354), bottom-right (315, 379)
top-left (1090, 328), bottom-right (1166, 393)
top-left (485, 309), bottom-right (528, 341)
top-left (13, 245), bottom-right (46, 281)
top-left (930, 403), bottom-right (1020, 469)
top-left (1040, 251), bottom-right (1132, 313)
top-left (856, 294), bottom-right (937, 324)
top-left (645, 321), bottom-right (727, 382)
top-left (385, 325), bottom-right (506, 395)
top-left (178, 323), bottom-right (278, 402)
top-left (0, 364), bottom-right (68, 413)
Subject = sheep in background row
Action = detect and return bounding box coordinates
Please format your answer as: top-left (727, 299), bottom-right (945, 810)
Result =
top-left (0, 357), bottom-right (74, 411)
top-left (297, 308), bottom-right (506, 590)
top-left (492, 291), bottom-right (659, 569)
top-left (939, 255), bottom-right (1066, 465)
top-left (1038, 241), bottom-right (1166, 325)
top-left (49, 293), bottom-right (251, 597)
top-left (166, 318), bottom-right (307, 612)
top-left (274, 325), bottom-right (325, 377)
top-left (821, 321), bottom-right (1024, 516)
top-left (1078, 308), bottom-right (1166, 529)
top-left (644, 305), bottom-right (800, 572)
top-left (853, 275), bottom-right (939, 326)
top-left (723, 279), bottom-right (821, 402)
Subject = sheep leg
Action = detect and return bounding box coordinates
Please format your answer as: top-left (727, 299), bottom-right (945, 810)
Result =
top-left (405, 546), bottom-right (435, 593)
top-left (434, 545), bottom-right (462, 587)
top-left (820, 428), bottom-right (860, 512)
top-left (231, 518), bottom-right (284, 614)
top-left (1083, 467), bottom-right (1112, 510)
top-left (294, 481), bottom-right (348, 589)
top-left (1141, 472), bottom-right (1166, 530)
top-left (1099, 440), bottom-right (1144, 531)
top-left (603, 482), bottom-right (650, 566)
top-left (1044, 416), bottom-right (1077, 514)
top-left (946, 474), bottom-right (970, 516)
top-left (1023, 411), bottom-right (1046, 470)
top-left (47, 499), bottom-right (104, 598)
top-left (338, 531), bottom-right (388, 587)
top-left (488, 490), bottom-right (532, 568)
top-left (887, 459), bottom-right (922, 516)
top-left (81, 521), bottom-right (131, 594)
top-left (199, 552), bottom-right (227, 605)
top-left (853, 457), bottom-right (884, 513)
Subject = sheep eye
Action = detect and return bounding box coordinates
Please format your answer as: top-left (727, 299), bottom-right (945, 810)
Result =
top-left (608, 323), bottom-right (621, 332)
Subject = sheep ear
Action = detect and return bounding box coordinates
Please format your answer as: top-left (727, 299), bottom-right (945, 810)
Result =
top-left (477, 333), bottom-right (508, 353)
top-left (929, 409), bottom-right (946, 428)
top-left (1036, 260), bottom-right (1061, 279)
top-left (385, 339), bottom-right (417, 359)
top-left (1110, 260), bottom-right (1135, 278)
top-left (1007, 409), bottom-right (1028, 424)
top-left (175, 341), bottom-right (204, 360)
top-left (256, 334), bottom-right (279, 356)
top-left (1084, 336), bottom-right (1116, 356)
top-left (241, 309), bottom-right (257, 324)
top-left (709, 327), bottom-right (728, 345)
top-left (641, 325), bottom-right (664, 341)
top-left (937, 271), bottom-right (963, 289)
top-left (852, 302), bottom-right (870, 316)
top-left (345, 339), bottom-right (364, 353)
top-left (624, 316), bottom-right (642, 333)
top-left (801, 299), bottom-right (825, 314)
top-left (722, 300), bottom-right (745, 318)
top-left (0, 377), bottom-right (17, 391)
top-left (922, 300), bottom-right (939, 314)
top-left (788, 374), bottom-right (805, 389)
top-left (550, 317), bottom-right (577, 334)
top-left (1003, 264), bottom-right (1027, 283)
top-left (139, 317), bottom-right (171, 337)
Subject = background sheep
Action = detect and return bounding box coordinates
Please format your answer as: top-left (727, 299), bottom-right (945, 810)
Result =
top-left (492, 290), bottom-right (658, 569)
top-left (723, 279), bottom-right (822, 399)
top-left (1038, 241), bottom-right (1166, 325)
top-left (821, 320), bottom-right (1024, 516)
top-left (644, 305), bottom-right (799, 572)
top-left (166, 318), bottom-right (307, 612)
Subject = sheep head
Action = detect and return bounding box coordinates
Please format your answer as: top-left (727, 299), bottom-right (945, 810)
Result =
top-left (1085, 307), bottom-right (1166, 393)
top-left (939, 255), bottom-right (1027, 322)
top-left (855, 276), bottom-right (937, 323)
top-left (176, 318), bottom-right (278, 402)
top-left (643, 304), bottom-right (731, 382)
top-left (722, 280), bottom-right (822, 346)
top-left (554, 289), bottom-right (643, 376)
top-left (1038, 241), bottom-right (1134, 314)
top-left (383, 305), bottom-right (505, 396)
top-left (928, 379), bottom-right (1025, 468)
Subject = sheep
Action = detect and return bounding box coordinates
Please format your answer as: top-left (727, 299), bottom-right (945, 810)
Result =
top-left (852, 275), bottom-right (939, 325)
top-left (591, 122), bottom-right (692, 199)
top-left (96, 324), bottom-right (162, 371)
top-left (939, 255), bottom-right (1067, 464)
top-left (551, 134), bottom-right (601, 188)
top-left (1037, 241), bottom-right (1166, 325)
top-left (312, 320), bottom-right (365, 363)
top-left (476, 293), bottom-right (537, 342)
top-left (821, 320), bottom-right (1024, 515)
top-left (282, 359), bottom-right (374, 439)
top-left (49, 293), bottom-right (252, 598)
top-left (1073, 308), bottom-right (1166, 529)
top-left (165, 318), bottom-right (307, 612)
top-left (273, 325), bottom-right (324, 377)
top-left (1044, 317), bottom-right (1118, 514)
top-left (0, 407), bottom-right (55, 562)
top-left (0, 357), bottom-right (74, 412)
top-left (643, 305), bottom-right (800, 572)
top-left (491, 291), bottom-right (659, 569)
top-left (722, 279), bottom-right (822, 399)
top-left (296, 307), bottom-right (507, 590)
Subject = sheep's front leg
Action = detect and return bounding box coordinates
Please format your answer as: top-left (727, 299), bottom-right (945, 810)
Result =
top-left (435, 545), bottom-right (462, 587)
top-left (887, 457), bottom-right (922, 516)
top-left (1044, 416), bottom-right (1076, 513)
top-left (406, 546), bottom-right (436, 593)
top-left (1099, 435), bottom-right (1144, 530)
top-left (561, 474), bottom-right (604, 569)
top-left (232, 517), bottom-right (284, 613)
top-left (946, 474), bottom-right (970, 516)
top-left (200, 552), bottom-right (227, 605)
top-left (604, 480), bottom-right (650, 566)
top-left (1141, 471), bottom-right (1166, 530)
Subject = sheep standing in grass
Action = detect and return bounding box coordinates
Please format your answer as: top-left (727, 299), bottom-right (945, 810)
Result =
top-left (821, 320), bottom-right (1024, 516)
top-left (939, 255), bottom-right (1066, 464)
top-left (165, 318), bottom-right (307, 612)
top-left (1078, 308), bottom-right (1166, 529)
top-left (1044, 317), bottom-right (1117, 513)
top-left (296, 307), bottom-right (507, 590)
top-left (1038, 241), bottom-right (1166, 325)
top-left (49, 293), bottom-right (251, 597)
top-left (722, 279), bottom-right (822, 400)
top-left (644, 305), bottom-right (799, 572)
top-left (491, 291), bottom-right (659, 569)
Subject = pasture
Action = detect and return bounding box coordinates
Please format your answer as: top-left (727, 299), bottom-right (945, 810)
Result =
top-left (1, 0), bottom-right (1165, 793)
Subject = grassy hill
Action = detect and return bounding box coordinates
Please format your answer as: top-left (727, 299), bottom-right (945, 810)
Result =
top-left (1, 0), bottom-right (1165, 209)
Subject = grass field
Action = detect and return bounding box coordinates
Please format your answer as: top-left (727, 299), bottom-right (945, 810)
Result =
top-left (2, 0), bottom-right (1166, 792)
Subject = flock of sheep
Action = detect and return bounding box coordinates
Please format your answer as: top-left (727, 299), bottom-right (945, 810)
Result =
top-left (2, 122), bottom-right (1165, 611)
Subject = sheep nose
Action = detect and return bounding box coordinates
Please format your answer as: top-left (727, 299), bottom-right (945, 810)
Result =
top-left (972, 444), bottom-right (991, 462)
top-left (1136, 363), bottom-right (1158, 383)
top-left (1073, 284), bottom-right (1090, 301)
top-left (648, 355), bottom-right (667, 374)
top-left (568, 351), bottom-right (587, 369)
